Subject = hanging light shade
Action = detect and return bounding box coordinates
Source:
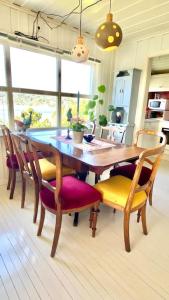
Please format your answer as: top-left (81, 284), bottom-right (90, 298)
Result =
top-left (95, 12), bottom-right (122, 51)
top-left (71, 0), bottom-right (89, 63)
top-left (72, 36), bottom-right (89, 63)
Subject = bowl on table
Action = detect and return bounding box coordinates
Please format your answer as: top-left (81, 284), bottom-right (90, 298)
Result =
top-left (83, 134), bottom-right (95, 143)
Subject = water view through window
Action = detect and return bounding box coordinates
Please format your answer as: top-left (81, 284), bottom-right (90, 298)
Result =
top-left (13, 93), bottom-right (57, 128)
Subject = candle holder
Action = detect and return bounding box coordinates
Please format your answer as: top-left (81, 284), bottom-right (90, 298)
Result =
top-left (65, 127), bottom-right (72, 140)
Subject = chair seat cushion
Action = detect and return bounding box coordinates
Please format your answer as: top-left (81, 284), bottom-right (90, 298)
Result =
top-left (6, 151), bottom-right (46, 170)
top-left (110, 163), bottom-right (151, 186)
top-left (38, 158), bottom-right (75, 181)
top-left (40, 176), bottom-right (101, 211)
top-left (94, 175), bottom-right (147, 210)
top-left (6, 154), bottom-right (19, 169)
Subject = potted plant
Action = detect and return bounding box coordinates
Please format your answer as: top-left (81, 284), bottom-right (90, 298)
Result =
top-left (84, 84), bottom-right (108, 127)
top-left (71, 118), bottom-right (86, 143)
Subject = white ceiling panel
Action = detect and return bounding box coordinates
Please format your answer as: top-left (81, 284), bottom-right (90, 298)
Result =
top-left (4, 0), bottom-right (169, 39)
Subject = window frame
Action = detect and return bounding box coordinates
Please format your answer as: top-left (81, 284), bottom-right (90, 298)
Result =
top-left (0, 42), bottom-right (95, 129)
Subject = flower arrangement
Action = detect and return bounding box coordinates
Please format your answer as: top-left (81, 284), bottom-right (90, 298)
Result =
top-left (70, 117), bottom-right (86, 132)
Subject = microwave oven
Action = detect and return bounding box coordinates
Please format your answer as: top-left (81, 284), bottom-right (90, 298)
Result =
top-left (148, 99), bottom-right (169, 111)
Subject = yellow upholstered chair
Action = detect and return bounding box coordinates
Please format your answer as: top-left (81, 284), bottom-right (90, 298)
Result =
top-left (95, 135), bottom-right (166, 252)
top-left (11, 134), bottom-right (75, 223)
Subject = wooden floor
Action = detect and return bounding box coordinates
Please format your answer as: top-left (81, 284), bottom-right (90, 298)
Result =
top-left (1, 139), bottom-right (169, 300)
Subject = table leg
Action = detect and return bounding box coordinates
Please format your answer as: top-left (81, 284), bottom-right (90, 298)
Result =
top-left (95, 174), bottom-right (100, 184)
top-left (73, 171), bottom-right (88, 226)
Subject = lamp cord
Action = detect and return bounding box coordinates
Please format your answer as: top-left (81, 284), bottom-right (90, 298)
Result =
top-left (80, 0), bottom-right (82, 36)
top-left (109, 0), bottom-right (112, 12)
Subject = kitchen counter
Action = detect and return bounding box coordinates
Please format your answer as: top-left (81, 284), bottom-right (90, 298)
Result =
top-left (145, 118), bottom-right (163, 122)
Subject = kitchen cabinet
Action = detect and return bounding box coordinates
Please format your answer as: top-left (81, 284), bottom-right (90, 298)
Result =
top-left (113, 69), bottom-right (141, 111)
top-left (149, 74), bottom-right (169, 92)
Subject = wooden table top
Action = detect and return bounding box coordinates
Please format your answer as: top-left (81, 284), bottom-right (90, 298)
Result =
top-left (26, 129), bottom-right (144, 170)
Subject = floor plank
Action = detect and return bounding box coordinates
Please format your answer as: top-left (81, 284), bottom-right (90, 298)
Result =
top-left (0, 139), bottom-right (169, 300)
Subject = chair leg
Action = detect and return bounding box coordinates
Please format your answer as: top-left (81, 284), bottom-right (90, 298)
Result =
top-left (92, 205), bottom-right (99, 237)
top-left (137, 208), bottom-right (142, 223)
top-left (51, 213), bottom-right (62, 257)
top-left (73, 212), bottom-right (79, 226)
top-left (89, 208), bottom-right (94, 228)
top-left (9, 169), bottom-right (16, 199)
top-left (141, 204), bottom-right (148, 235)
top-left (37, 205), bottom-right (45, 236)
top-left (33, 183), bottom-right (39, 224)
top-left (123, 212), bottom-right (131, 252)
top-left (149, 184), bottom-right (153, 206)
top-left (113, 208), bottom-right (116, 214)
top-left (7, 168), bottom-right (12, 190)
top-left (21, 176), bottom-right (26, 208)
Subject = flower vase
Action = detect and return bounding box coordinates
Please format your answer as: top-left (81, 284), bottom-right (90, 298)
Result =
top-left (72, 131), bottom-right (84, 144)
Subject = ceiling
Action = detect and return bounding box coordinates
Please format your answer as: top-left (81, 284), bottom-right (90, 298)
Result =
top-left (5, 0), bottom-right (169, 40)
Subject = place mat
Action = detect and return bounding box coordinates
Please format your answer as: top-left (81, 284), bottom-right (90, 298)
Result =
top-left (74, 139), bottom-right (115, 151)
top-left (51, 135), bottom-right (72, 144)
top-left (51, 136), bottom-right (115, 151)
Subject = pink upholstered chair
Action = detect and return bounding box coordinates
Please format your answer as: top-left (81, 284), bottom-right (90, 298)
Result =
top-left (1, 125), bottom-right (21, 199)
top-left (11, 133), bottom-right (76, 224)
top-left (28, 138), bottom-right (101, 257)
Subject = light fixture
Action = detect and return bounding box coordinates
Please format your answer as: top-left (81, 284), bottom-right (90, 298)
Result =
top-left (95, 0), bottom-right (122, 51)
top-left (72, 0), bottom-right (89, 63)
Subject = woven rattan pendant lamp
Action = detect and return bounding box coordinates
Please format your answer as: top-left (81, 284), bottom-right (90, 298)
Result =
top-left (72, 0), bottom-right (89, 62)
top-left (95, 0), bottom-right (122, 51)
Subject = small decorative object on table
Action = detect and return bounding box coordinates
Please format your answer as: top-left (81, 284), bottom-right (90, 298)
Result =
top-left (66, 108), bottom-right (73, 140)
top-left (15, 110), bottom-right (33, 131)
top-left (83, 134), bottom-right (95, 143)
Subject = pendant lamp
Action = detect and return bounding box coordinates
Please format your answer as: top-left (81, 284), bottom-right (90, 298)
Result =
top-left (95, 0), bottom-right (122, 51)
top-left (72, 0), bottom-right (89, 62)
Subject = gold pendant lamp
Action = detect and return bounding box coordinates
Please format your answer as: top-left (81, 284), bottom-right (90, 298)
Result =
top-left (95, 0), bottom-right (122, 51)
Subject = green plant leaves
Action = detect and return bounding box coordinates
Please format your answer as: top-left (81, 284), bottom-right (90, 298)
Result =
top-left (99, 114), bottom-right (108, 126)
top-left (89, 111), bottom-right (95, 121)
top-left (88, 100), bottom-right (96, 109)
top-left (71, 122), bottom-right (86, 132)
top-left (99, 99), bottom-right (103, 105)
top-left (98, 85), bottom-right (106, 93)
top-left (93, 95), bottom-right (98, 100)
top-left (108, 104), bottom-right (115, 111)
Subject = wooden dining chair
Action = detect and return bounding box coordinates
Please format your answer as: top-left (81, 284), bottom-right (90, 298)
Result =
top-left (11, 134), bottom-right (76, 223)
top-left (110, 129), bottom-right (166, 208)
top-left (94, 137), bottom-right (166, 252)
top-left (100, 125), bottom-right (126, 143)
top-left (1, 125), bottom-right (21, 199)
top-left (28, 138), bottom-right (101, 257)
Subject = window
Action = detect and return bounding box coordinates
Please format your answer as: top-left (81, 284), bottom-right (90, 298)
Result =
top-left (0, 45), bottom-right (6, 86)
top-left (10, 47), bottom-right (58, 91)
top-left (61, 59), bottom-right (92, 95)
top-left (61, 96), bottom-right (89, 127)
top-left (13, 93), bottom-right (57, 128)
top-left (0, 92), bottom-right (8, 125)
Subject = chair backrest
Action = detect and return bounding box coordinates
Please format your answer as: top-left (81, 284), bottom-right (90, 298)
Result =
top-left (11, 134), bottom-right (33, 177)
top-left (0, 125), bottom-right (14, 157)
top-left (28, 138), bottom-right (62, 210)
top-left (126, 131), bottom-right (166, 211)
top-left (134, 129), bottom-right (163, 147)
top-left (85, 121), bottom-right (96, 135)
top-left (100, 125), bottom-right (126, 143)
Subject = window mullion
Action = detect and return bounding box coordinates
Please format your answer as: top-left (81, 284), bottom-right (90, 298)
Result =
top-left (4, 45), bottom-right (14, 129)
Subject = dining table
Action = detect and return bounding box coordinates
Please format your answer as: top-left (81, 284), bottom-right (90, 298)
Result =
top-left (26, 128), bottom-right (144, 225)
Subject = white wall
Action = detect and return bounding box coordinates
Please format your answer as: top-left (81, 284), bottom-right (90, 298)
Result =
top-left (113, 32), bottom-right (169, 132)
